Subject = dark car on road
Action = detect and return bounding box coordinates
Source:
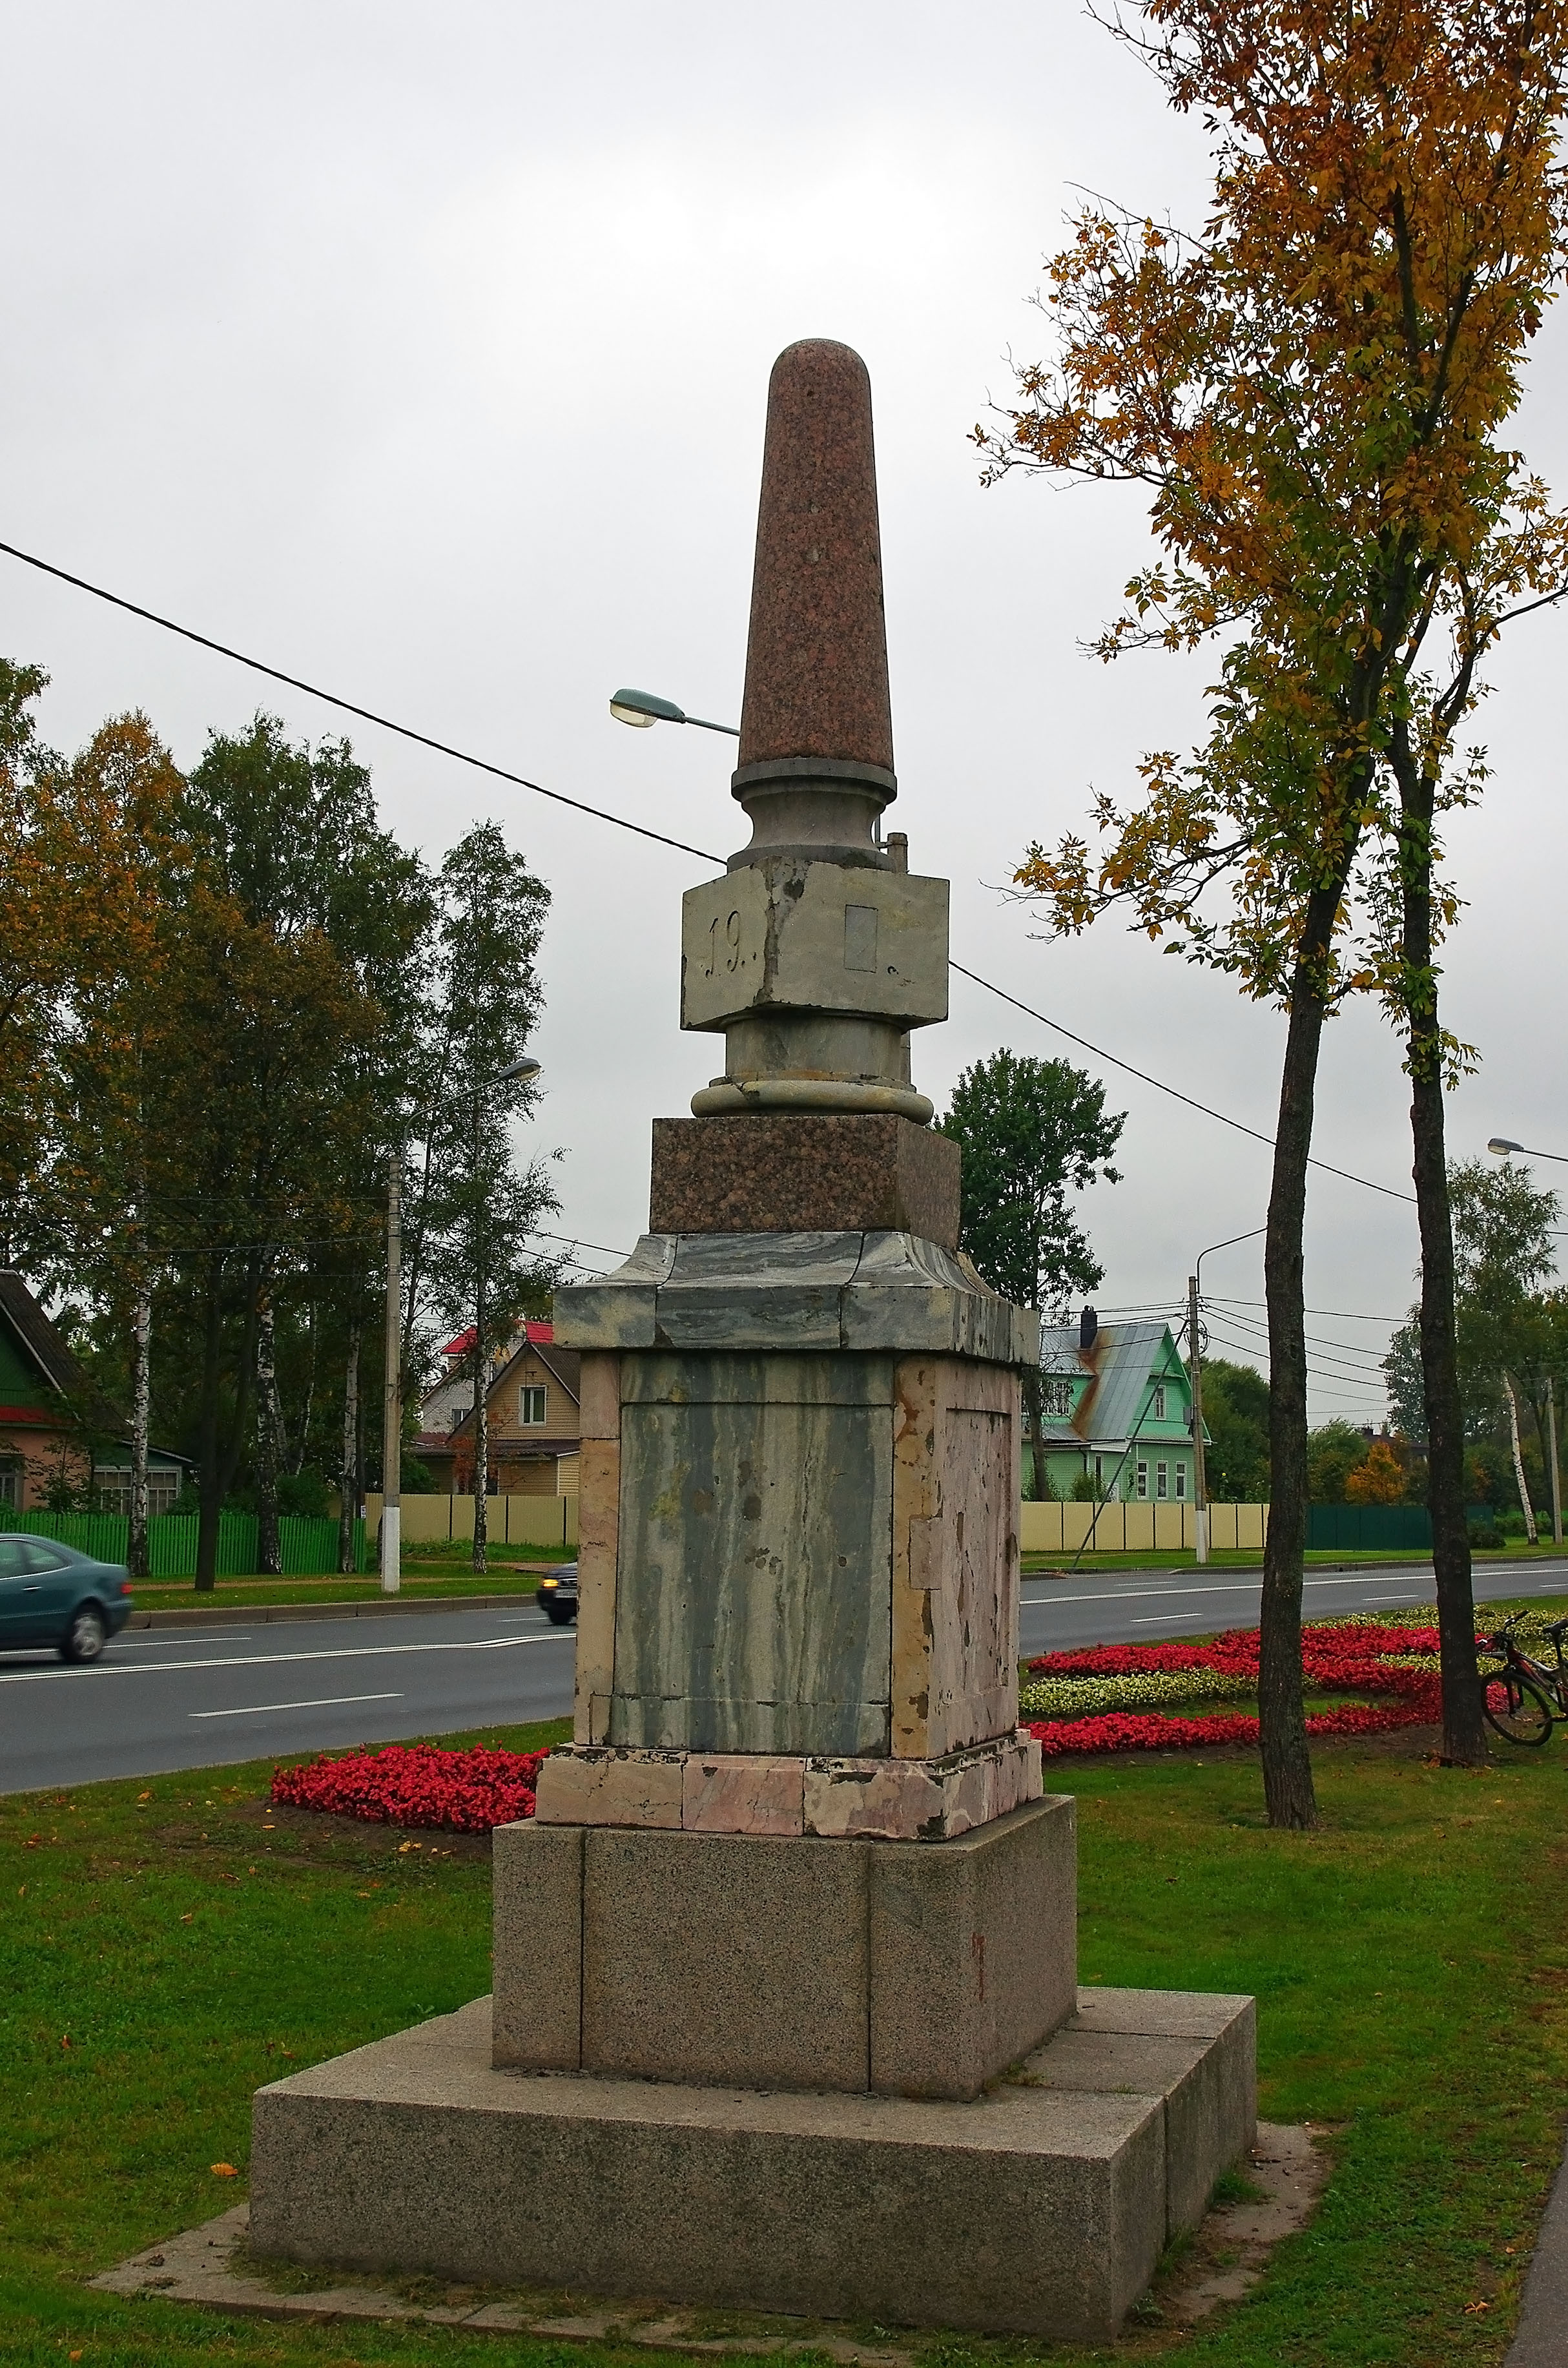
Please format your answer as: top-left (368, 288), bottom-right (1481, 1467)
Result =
top-left (0, 1535), bottom-right (133, 1661)
top-left (535, 1562), bottom-right (578, 1625)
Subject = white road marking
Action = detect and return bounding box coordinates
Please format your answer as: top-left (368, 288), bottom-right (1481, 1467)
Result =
top-left (0, 1632), bottom-right (573, 1687)
top-left (192, 1692), bottom-right (404, 1718)
top-left (114, 1633), bottom-right (258, 1648)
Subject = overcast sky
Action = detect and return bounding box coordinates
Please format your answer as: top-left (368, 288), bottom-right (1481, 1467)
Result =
top-left (7, 2), bottom-right (1565, 1424)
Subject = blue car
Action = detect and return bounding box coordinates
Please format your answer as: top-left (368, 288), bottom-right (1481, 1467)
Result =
top-left (0, 1535), bottom-right (133, 1661)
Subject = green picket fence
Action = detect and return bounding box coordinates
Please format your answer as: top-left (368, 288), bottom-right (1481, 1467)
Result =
top-left (8, 1508), bottom-right (370, 1577)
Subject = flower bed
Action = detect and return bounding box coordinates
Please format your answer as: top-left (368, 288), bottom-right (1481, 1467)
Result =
top-left (271, 1743), bottom-right (549, 1832)
top-left (1022, 1619), bottom-right (1446, 1757)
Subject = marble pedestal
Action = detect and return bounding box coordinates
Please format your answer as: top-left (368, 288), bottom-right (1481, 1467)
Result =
top-left (246, 1225), bottom-right (1256, 2332)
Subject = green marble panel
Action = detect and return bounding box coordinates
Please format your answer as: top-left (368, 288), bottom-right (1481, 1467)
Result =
top-left (611, 1370), bottom-right (894, 1756)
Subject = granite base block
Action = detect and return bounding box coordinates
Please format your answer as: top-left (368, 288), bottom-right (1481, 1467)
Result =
top-left (494, 1796), bottom-right (1076, 2099)
top-left (648, 1114), bottom-right (961, 1249)
top-left (251, 1996), bottom-right (1173, 2339)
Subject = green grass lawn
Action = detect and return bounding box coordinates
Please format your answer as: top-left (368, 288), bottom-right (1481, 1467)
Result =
top-left (129, 1564), bottom-right (556, 1609)
top-left (3, 1716), bottom-right (1566, 2366)
top-left (1022, 1541), bottom-right (1567, 1575)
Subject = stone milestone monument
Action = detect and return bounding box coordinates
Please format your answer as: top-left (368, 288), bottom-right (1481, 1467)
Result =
top-left (249, 340), bottom-right (1255, 2340)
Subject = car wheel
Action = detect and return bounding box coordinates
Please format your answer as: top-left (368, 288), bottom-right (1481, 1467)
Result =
top-left (61, 1605), bottom-right (108, 1664)
top-left (543, 1602), bottom-right (575, 1625)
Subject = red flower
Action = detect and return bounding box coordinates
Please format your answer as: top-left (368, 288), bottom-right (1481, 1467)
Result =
top-left (271, 1743), bottom-right (550, 1832)
top-left (1024, 1619), bottom-right (1445, 1756)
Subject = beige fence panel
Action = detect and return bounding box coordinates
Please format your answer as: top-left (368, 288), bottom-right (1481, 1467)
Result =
top-left (1019, 1500), bottom-right (1268, 1554)
top-left (364, 1494), bottom-right (578, 1550)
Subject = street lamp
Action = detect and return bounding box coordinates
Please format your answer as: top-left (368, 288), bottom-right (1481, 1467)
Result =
top-left (380, 1057), bottom-right (542, 1595)
top-left (1489, 1135), bottom-right (1568, 1164)
top-left (609, 687), bottom-right (740, 738)
top-left (1187, 1227), bottom-right (1267, 1566)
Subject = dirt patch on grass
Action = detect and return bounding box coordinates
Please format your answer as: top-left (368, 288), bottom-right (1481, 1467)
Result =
top-left (225, 1796), bottom-right (493, 1860)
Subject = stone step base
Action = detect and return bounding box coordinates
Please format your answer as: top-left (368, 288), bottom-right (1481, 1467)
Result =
top-left (249, 1988), bottom-right (1255, 2342)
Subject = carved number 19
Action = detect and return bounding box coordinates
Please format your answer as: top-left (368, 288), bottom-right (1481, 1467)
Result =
top-left (705, 911), bottom-right (743, 977)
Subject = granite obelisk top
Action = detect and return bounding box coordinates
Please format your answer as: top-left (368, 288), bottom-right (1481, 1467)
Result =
top-left (738, 339), bottom-right (893, 776)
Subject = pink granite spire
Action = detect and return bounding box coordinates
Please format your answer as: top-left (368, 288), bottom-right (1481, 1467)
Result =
top-left (737, 340), bottom-right (894, 774)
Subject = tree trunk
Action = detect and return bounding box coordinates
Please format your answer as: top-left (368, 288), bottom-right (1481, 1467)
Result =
top-left (195, 1256), bottom-right (224, 1592)
top-left (1503, 1375), bottom-right (1538, 1541)
top-left (1399, 776), bottom-right (1486, 1765)
top-left (471, 1305), bottom-right (488, 1576)
top-left (128, 1268), bottom-right (152, 1582)
top-left (339, 1318), bottom-right (360, 1577)
top-left (194, 1251), bottom-right (262, 1593)
top-left (1259, 900), bottom-right (1337, 1832)
top-left (255, 1271), bottom-right (282, 1576)
top-left (1022, 1367), bottom-right (1049, 1501)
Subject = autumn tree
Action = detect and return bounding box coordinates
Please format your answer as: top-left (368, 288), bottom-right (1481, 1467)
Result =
top-left (937, 1051), bottom-right (1125, 1497)
top-left (415, 823), bottom-right (559, 1575)
top-left (978, 0), bottom-right (1568, 1815)
top-left (172, 716), bottom-right (434, 1588)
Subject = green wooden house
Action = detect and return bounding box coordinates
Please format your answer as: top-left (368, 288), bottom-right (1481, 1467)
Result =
top-left (1035, 1309), bottom-right (1204, 1504)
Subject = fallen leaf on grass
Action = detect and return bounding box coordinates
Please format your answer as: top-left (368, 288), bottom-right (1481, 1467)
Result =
top-left (179, 1913), bottom-right (193, 1924)
top-left (211, 2163), bottom-right (238, 2178)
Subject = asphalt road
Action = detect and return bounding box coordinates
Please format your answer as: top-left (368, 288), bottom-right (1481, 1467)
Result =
top-left (5, 1559), bottom-right (1567, 1796)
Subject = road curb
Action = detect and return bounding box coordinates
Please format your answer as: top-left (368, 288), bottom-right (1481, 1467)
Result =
top-left (124, 1592), bottom-right (542, 1631)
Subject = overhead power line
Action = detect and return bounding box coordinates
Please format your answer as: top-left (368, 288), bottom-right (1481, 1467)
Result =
top-left (0, 539), bottom-right (717, 866)
top-left (3, 537), bottom-right (1418, 1211)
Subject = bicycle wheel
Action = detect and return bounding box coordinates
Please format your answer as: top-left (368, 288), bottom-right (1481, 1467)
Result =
top-left (1482, 1673), bottom-right (1554, 1747)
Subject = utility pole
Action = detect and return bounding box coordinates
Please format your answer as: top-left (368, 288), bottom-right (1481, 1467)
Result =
top-left (1550, 1375), bottom-right (1563, 1548)
top-left (381, 1144), bottom-right (402, 1594)
top-left (1188, 1272), bottom-right (1209, 1567)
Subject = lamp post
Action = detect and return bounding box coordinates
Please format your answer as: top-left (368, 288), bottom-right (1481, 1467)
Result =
top-left (380, 1055), bottom-right (542, 1595)
top-left (1489, 1135), bottom-right (1566, 1542)
top-left (1188, 1227), bottom-right (1267, 1565)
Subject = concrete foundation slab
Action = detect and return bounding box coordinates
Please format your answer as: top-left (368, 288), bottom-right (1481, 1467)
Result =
top-left (250, 1992), bottom-right (1229, 2340)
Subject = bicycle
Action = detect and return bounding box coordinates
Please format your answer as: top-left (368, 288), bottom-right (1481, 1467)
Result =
top-left (1475, 1615), bottom-right (1562, 1747)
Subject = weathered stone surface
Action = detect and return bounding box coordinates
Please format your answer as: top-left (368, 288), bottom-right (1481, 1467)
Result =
top-left (609, 1352), bottom-right (894, 1756)
top-left (648, 1114), bottom-right (960, 1250)
top-left (530, 1734), bottom-right (1037, 1840)
top-left (533, 1746), bottom-right (683, 1829)
top-left (552, 1231), bottom-right (1040, 1365)
top-left (682, 863), bottom-right (947, 1032)
top-left (249, 1995), bottom-right (1173, 2338)
top-left (580, 1827), bottom-right (869, 2090)
top-left (868, 1798), bottom-right (1077, 2100)
top-left (490, 1824), bottom-right (583, 2070)
top-left (681, 1752), bottom-right (805, 1835)
top-left (805, 1732), bottom-right (1041, 1842)
top-left (572, 1434), bottom-right (619, 1747)
top-left (738, 340), bottom-right (892, 776)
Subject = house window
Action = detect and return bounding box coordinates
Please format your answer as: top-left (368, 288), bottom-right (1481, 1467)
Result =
top-left (519, 1386), bottom-right (547, 1427)
top-left (1042, 1375), bottom-right (1073, 1420)
top-left (1156, 1462), bottom-right (1169, 1499)
top-left (1135, 1461), bottom-right (1148, 1499)
top-left (1175, 1464), bottom-right (1187, 1500)
top-left (0, 1463), bottom-right (18, 1508)
top-left (1152, 1382), bottom-right (1166, 1419)
top-left (94, 1466), bottom-right (181, 1517)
